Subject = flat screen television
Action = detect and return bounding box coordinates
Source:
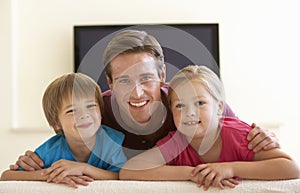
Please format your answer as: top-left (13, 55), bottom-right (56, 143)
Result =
top-left (74, 24), bottom-right (220, 91)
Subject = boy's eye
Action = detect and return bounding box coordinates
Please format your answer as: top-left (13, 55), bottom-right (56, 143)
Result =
top-left (66, 109), bottom-right (75, 114)
top-left (87, 104), bottom-right (97, 109)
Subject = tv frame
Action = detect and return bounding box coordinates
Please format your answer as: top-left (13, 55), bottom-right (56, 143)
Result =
top-left (74, 24), bottom-right (220, 91)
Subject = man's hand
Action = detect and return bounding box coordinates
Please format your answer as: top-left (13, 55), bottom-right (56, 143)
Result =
top-left (247, 123), bottom-right (280, 152)
top-left (9, 150), bottom-right (44, 171)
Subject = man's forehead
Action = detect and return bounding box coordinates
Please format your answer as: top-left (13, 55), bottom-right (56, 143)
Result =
top-left (113, 62), bottom-right (159, 77)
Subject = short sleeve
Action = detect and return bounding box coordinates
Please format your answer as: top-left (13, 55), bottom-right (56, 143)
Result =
top-left (156, 131), bottom-right (189, 164)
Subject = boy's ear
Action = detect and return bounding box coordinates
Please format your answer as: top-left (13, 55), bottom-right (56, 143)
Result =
top-left (53, 124), bottom-right (62, 134)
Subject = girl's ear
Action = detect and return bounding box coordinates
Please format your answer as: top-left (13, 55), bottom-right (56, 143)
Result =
top-left (217, 101), bottom-right (225, 116)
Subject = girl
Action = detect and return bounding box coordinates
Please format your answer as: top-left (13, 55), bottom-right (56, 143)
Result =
top-left (119, 65), bottom-right (299, 190)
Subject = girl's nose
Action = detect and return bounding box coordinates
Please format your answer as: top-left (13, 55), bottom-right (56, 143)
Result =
top-left (186, 106), bottom-right (197, 117)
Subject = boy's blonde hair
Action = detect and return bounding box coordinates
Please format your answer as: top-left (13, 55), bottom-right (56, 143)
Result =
top-left (168, 65), bottom-right (225, 107)
top-left (42, 73), bottom-right (103, 133)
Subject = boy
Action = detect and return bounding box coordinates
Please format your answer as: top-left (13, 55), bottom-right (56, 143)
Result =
top-left (1, 73), bottom-right (127, 188)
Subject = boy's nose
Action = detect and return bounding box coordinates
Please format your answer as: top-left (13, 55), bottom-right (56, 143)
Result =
top-left (77, 110), bottom-right (90, 119)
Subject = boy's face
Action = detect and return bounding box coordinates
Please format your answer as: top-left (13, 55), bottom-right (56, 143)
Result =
top-left (107, 52), bottom-right (165, 124)
top-left (57, 95), bottom-right (102, 141)
top-left (170, 80), bottom-right (223, 140)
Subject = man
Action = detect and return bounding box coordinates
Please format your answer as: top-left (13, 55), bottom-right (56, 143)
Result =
top-left (10, 29), bottom-right (279, 171)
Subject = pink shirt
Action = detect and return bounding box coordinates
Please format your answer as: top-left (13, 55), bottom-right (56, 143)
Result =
top-left (157, 117), bottom-right (254, 166)
top-left (101, 83), bottom-right (236, 158)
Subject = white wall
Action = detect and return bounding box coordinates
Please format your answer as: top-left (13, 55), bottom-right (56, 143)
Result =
top-left (0, 0), bottom-right (299, 172)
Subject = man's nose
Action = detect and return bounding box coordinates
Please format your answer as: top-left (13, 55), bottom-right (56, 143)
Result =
top-left (131, 82), bottom-right (144, 98)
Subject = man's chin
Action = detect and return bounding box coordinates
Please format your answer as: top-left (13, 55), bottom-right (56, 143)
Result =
top-left (130, 112), bottom-right (151, 124)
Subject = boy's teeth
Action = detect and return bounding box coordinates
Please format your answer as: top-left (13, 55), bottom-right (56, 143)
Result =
top-left (130, 101), bottom-right (147, 107)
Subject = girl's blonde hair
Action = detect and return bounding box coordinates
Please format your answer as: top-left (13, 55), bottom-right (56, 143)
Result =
top-left (168, 65), bottom-right (225, 107)
top-left (42, 73), bottom-right (103, 133)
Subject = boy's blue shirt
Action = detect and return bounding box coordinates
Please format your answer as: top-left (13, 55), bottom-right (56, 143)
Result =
top-left (19, 125), bottom-right (126, 172)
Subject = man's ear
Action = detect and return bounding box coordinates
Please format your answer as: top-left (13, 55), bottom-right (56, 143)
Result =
top-left (160, 64), bottom-right (166, 84)
top-left (106, 75), bottom-right (113, 90)
top-left (217, 101), bottom-right (225, 116)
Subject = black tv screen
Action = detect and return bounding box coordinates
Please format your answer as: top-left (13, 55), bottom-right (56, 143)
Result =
top-left (74, 24), bottom-right (220, 91)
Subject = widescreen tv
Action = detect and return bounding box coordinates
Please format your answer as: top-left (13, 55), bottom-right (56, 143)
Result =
top-left (74, 24), bottom-right (220, 91)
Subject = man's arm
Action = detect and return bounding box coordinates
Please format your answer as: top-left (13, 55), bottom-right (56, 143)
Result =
top-left (223, 104), bottom-right (280, 152)
top-left (9, 150), bottom-right (44, 171)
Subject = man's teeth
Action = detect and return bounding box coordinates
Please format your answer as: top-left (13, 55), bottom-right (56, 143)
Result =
top-left (130, 101), bottom-right (147, 107)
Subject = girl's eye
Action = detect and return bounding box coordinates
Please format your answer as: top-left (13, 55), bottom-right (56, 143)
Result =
top-left (196, 101), bottom-right (205, 106)
top-left (175, 103), bottom-right (184, 109)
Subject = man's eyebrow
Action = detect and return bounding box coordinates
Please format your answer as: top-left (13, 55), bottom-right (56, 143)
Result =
top-left (114, 75), bottom-right (129, 81)
top-left (139, 73), bottom-right (155, 77)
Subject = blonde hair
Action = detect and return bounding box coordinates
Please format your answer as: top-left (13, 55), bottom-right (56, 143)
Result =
top-left (168, 65), bottom-right (225, 107)
top-left (103, 29), bottom-right (165, 82)
top-left (42, 73), bottom-right (103, 133)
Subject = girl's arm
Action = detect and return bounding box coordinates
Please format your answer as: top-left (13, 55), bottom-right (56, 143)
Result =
top-left (234, 148), bottom-right (299, 180)
top-left (119, 147), bottom-right (194, 181)
top-left (42, 160), bottom-right (119, 182)
top-left (1, 169), bottom-right (47, 181)
top-left (192, 148), bottom-right (300, 190)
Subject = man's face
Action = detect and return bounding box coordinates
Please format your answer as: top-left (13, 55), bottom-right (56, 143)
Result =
top-left (108, 52), bottom-right (165, 124)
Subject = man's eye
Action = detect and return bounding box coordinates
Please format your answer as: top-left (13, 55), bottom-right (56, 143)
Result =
top-left (118, 79), bottom-right (130, 84)
top-left (141, 75), bottom-right (153, 82)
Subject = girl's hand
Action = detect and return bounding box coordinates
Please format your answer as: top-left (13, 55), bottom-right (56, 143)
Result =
top-left (191, 163), bottom-right (237, 190)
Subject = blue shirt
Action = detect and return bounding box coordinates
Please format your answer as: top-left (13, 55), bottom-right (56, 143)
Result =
top-left (31, 125), bottom-right (126, 172)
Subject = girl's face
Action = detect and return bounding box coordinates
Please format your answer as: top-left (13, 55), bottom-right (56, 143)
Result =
top-left (170, 80), bottom-right (223, 140)
top-left (57, 95), bottom-right (102, 142)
